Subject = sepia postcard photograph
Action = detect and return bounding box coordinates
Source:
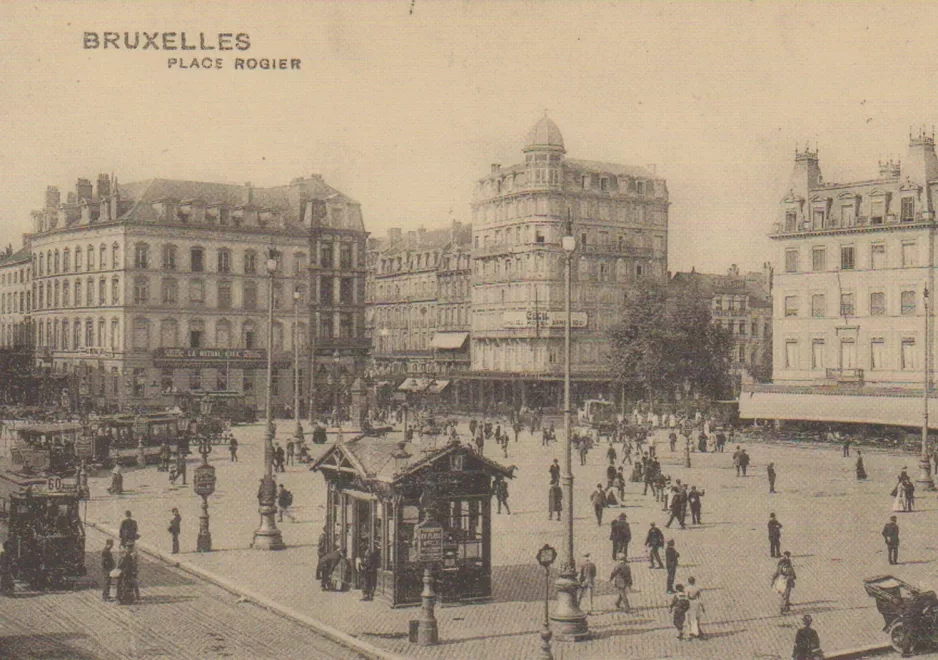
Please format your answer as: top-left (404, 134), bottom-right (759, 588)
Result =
top-left (1, 2), bottom-right (938, 658)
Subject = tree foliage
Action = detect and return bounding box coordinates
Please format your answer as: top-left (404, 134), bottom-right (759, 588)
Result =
top-left (608, 278), bottom-right (734, 401)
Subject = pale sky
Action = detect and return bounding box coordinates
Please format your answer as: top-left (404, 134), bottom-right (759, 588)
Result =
top-left (2, 1), bottom-right (937, 275)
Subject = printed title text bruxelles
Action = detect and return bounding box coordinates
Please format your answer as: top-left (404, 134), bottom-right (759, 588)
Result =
top-left (82, 32), bottom-right (301, 70)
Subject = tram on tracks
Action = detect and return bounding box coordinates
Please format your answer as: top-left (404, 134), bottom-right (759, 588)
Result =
top-left (0, 469), bottom-right (86, 589)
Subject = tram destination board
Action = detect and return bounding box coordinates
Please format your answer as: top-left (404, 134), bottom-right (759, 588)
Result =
top-left (415, 520), bottom-right (444, 563)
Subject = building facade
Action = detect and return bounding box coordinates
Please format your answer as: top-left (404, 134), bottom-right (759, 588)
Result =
top-left (469, 116), bottom-right (669, 408)
top-left (365, 223), bottom-right (472, 403)
top-left (670, 265), bottom-right (773, 391)
top-left (741, 132), bottom-right (938, 427)
top-left (16, 173), bottom-right (367, 414)
top-left (0, 245), bottom-right (33, 350)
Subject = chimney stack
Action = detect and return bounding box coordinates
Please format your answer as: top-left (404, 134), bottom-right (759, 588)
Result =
top-left (96, 173), bottom-right (110, 199)
top-left (491, 164), bottom-right (501, 173)
top-left (75, 178), bottom-right (93, 202)
top-left (45, 186), bottom-right (60, 209)
top-left (388, 228), bottom-right (402, 245)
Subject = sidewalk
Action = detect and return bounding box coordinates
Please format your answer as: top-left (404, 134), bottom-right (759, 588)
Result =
top-left (81, 420), bottom-right (936, 659)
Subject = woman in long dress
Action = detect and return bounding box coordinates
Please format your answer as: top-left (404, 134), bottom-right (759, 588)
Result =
top-left (855, 451), bottom-right (867, 480)
top-left (892, 476), bottom-right (908, 512)
top-left (685, 576), bottom-right (705, 640)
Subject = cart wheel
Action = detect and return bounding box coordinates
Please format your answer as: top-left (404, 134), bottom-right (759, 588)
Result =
top-left (888, 620), bottom-right (913, 655)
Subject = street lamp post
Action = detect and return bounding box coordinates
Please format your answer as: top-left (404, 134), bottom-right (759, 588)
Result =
top-left (919, 283), bottom-right (936, 491)
top-left (333, 350), bottom-right (342, 440)
top-left (536, 544), bottom-right (557, 660)
top-left (549, 228), bottom-right (588, 640)
top-left (252, 250), bottom-right (285, 550)
top-left (293, 288), bottom-right (304, 445)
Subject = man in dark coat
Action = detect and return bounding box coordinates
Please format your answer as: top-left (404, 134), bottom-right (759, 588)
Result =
top-left (609, 554), bottom-right (633, 612)
top-left (548, 459), bottom-right (560, 486)
top-left (101, 539), bottom-right (115, 600)
top-left (768, 513), bottom-right (783, 558)
top-left (646, 522), bottom-right (665, 568)
top-left (168, 508), bottom-right (181, 554)
top-left (359, 546), bottom-right (381, 601)
top-left (882, 515), bottom-right (900, 565)
top-left (610, 513), bottom-right (632, 560)
top-left (666, 487), bottom-right (686, 529)
top-left (590, 484), bottom-right (606, 526)
top-left (687, 486), bottom-right (704, 525)
top-left (665, 540), bottom-right (680, 593)
top-left (318, 549), bottom-right (341, 590)
top-left (739, 449), bottom-right (750, 476)
top-left (494, 477), bottom-right (510, 515)
top-left (548, 483), bottom-right (562, 520)
top-left (119, 510), bottom-right (138, 547)
top-left (792, 614), bottom-right (822, 660)
top-left (767, 462), bottom-right (777, 493)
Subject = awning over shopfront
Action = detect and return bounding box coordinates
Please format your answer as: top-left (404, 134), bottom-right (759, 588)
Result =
top-left (425, 379), bottom-right (450, 394)
top-left (397, 378), bottom-right (451, 394)
top-left (429, 332), bottom-right (469, 350)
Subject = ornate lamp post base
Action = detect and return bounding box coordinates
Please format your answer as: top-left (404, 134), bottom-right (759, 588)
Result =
top-left (549, 566), bottom-right (589, 641)
top-left (197, 497), bottom-right (212, 552)
top-left (252, 474), bottom-right (285, 550)
top-left (417, 567), bottom-right (439, 645)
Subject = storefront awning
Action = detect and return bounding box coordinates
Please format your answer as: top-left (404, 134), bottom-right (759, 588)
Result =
top-left (425, 379), bottom-right (450, 394)
top-left (429, 332), bottom-right (469, 350)
top-left (398, 377), bottom-right (426, 392)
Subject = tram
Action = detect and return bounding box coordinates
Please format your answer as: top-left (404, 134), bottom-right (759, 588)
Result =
top-left (9, 422), bottom-right (85, 474)
top-left (90, 412), bottom-right (186, 464)
top-left (0, 469), bottom-right (86, 588)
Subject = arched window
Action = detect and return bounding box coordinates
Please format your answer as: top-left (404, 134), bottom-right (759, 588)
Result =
top-left (99, 244), bottom-right (106, 271)
top-left (188, 319), bottom-right (204, 348)
top-left (85, 318), bottom-right (94, 347)
top-left (112, 243), bottom-right (120, 269)
top-left (73, 319), bottom-right (81, 348)
top-left (111, 276), bottom-right (120, 304)
top-left (54, 280), bottom-right (60, 307)
top-left (63, 249), bottom-right (70, 272)
top-left (110, 319), bottom-right (120, 351)
top-left (98, 278), bottom-right (106, 305)
top-left (242, 320), bottom-right (256, 349)
top-left (74, 279), bottom-right (82, 307)
top-left (87, 245), bottom-right (95, 270)
top-left (54, 250), bottom-right (60, 274)
top-left (98, 318), bottom-right (106, 347)
top-left (85, 277), bottom-right (94, 306)
top-left (39, 253), bottom-right (45, 276)
top-left (61, 319), bottom-right (69, 350)
top-left (75, 247), bottom-right (83, 271)
top-left (62, 280), bottom-right (70, 307)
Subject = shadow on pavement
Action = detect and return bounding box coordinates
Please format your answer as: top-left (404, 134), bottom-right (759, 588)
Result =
top-left (0, 633), bottom-right (96, 659)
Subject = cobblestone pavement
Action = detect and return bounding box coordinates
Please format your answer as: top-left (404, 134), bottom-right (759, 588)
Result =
top-left (0, 525), bottom-right (366, 660)
top-left (79, 420), bottom-right (938, 659)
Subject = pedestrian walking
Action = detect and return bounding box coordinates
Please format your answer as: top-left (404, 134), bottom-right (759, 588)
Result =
top-left (116, 543), bottom-right (139, 605)
top-left (609, 553), bottom-right (632, 612)
top-left (739, 448), bottom-right (750, 476)
top-left (494, 476), bottom-right (510, 515)
top-left (665, 539), bottom-right (680, 593)
top-left (119, 510), bottom-right (139, 547)
top-left (286, 439), bottom-right (295, 466)
top-left (767, 462), bottom-right (777, 493)
top-left (669, 430), bottom-right (677, 452)
top-left (168, 508), bottom-right (181, 554)
top-left (666, 487), bottom-right (686, 529)
top-left (101, 539), bottom-right (115, 601)
top-left (610, 513), bottom-right (631, 560)
top-left (615, 467), bottom-right (626, 503)
top-left (733, 446), bottom-right (743, 477)
top-left (274, 444), bottom-right (286, 473)
top-left (685, 576), bottom-right (705, 640)
top-left (792, 614), bottom-right (823, 660)
top-left (687, 486), bottom-right (704, 525)
top-left (548, 458), bottom-right (560, 485)
top-left (318, 549), bottom-right (340, 590)
top-left (842, 437), bottom-right (851, 457)
top-left (228, 435), bottom-right (238, 462)
top-left (855, 451), bottom-right (867, 480)
top-left (578, 553), bottom-right (597, 614)
top-left (606, 444), bottom-right (617, 465)
top-left (669, 584), bottom-right (690, 639)
top-left (768, 513), bottom-right (783, 558)
top-left (359, 546), bottom-right (380, 601)
top-left (646, 522), bottom-right (665, 568)
top-left (277, 484), bottom-right (296, 522)
top-left (882, 515), bottom-right (900, 565)
top-left (548, 483), bottom-right (563, 520)
top-left (591, 484), bottom-right (606, 526)
top-left (331, 549), bottom-right (352, 592)
top-left (771, 551), bottom-right (796, 614)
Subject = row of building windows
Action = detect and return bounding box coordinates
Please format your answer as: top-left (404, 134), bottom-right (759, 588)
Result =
top-left (372, 303), bottom-right (471, 330)
top-left (33, 277), bottom-right (121, 309)
top-left (783, 195), bottom-right (918, 232)
top-left (474, 195), bottom-right (663, 227)
top-left (783, 337), bottom-right (919, 371)
top-left (1, 291), bottom-right (30, 315)
top-left (481, 171), bottom-right (657, 198)
top-left (36, 317), bottom-right (121, 351)
top-left (783, 290), bottom-right (921, 318)
top-left (34, 243), bottom-right (120, 277)
top-left (474, 223), bottom-right (661, 251)
top-left (784, 242), bottom-right (921, 274)
top-left (0, 267), bottom-right (29, 285)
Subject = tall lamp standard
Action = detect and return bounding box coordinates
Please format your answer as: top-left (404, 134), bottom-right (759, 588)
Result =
top-left (252, 250), bottom-right (285, 550)
top-left (333, 349), bottom-right (342, 440)
top-left (919, 282), bottom-right (936, 491)
top-left (550, 225), bottom-right (588, 640)
top-left (292, 287), bottom-right (304, 445)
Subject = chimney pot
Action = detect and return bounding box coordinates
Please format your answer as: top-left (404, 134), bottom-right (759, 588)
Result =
top-left (491, 164), bottom-right (501, 173)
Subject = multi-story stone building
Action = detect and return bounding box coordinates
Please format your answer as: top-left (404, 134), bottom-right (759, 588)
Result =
top-left (365, 223), bottom-right (472, 402)
top-left (742, 131), bottom-right (938, 426)
top-left (0, 244), bottom-right (33, 350)
top-left (470, 115), bottom-right (669, 408)
top-left (17, 173), bottom-right (367, 414)
top-left (670, 265), bottom-right (773, 391)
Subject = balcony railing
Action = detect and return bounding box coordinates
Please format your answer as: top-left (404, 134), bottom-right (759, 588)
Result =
top-left (826, 368), bottom-right (864, 383)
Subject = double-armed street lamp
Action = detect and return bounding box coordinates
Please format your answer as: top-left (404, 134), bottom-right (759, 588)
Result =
top-left (252, 249), bottom-right (285, 550)
top-left (549, 222), bottom-right (589, 640)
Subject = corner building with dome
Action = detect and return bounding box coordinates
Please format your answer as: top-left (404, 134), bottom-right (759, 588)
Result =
top-left (468, 116), bottom-right (670, 408)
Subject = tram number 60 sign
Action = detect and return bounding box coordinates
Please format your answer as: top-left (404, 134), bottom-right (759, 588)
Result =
top-left (47, 476), bottom-right (63, 492)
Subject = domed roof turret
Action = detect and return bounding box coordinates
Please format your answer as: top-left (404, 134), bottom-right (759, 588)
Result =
top-left (524, 114), bottom-right (565, 154)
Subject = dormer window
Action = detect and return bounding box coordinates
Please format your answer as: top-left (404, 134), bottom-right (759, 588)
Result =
top-left (901, 196), bottom-right (915, 222)
top-left (636, 181), bottom-right (645, 195)
top-left (581, 175), bottom-right (589, 190)
top-left (600, 177), bottom-right (608, 192)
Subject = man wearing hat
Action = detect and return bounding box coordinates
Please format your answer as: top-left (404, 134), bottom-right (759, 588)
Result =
top-left (772, 551), bottom-right (797, 614)
top-left (882, 515), bottom-right (900, 565)
top-left (610, 513), bottom-right (631, 560)
top-left (792, 614), bottom-right (822, 660)
top-left (609, 553), bottom-right (632, 612)
top-left (168, 508), bottom-right (182, 554)
top-left (577, 553), bottom-right (597, 614)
